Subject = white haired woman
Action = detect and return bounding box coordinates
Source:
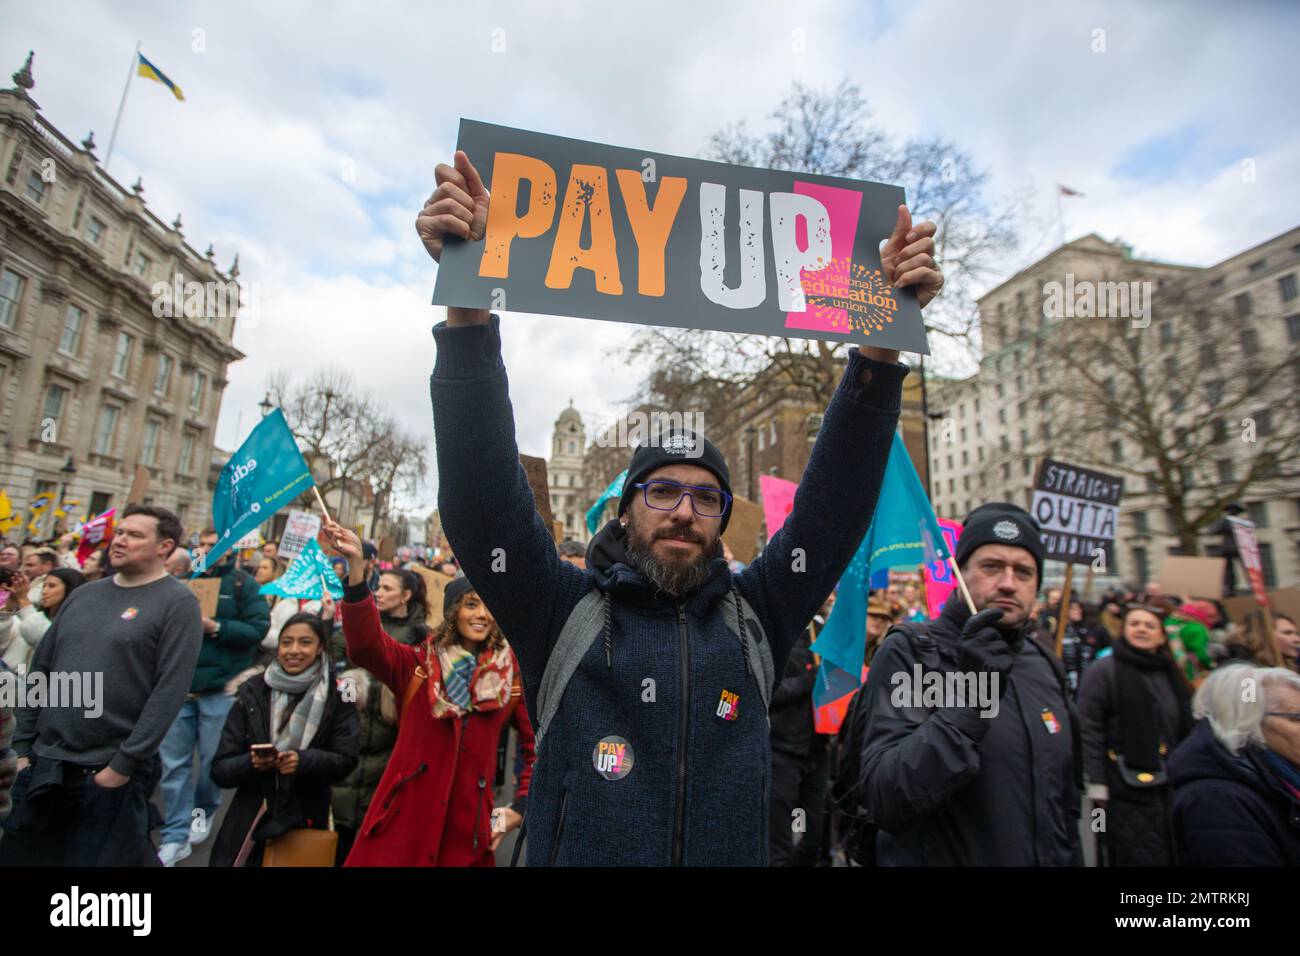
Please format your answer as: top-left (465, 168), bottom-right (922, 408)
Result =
top-left (1168, 664), bottom-right (1300, 865)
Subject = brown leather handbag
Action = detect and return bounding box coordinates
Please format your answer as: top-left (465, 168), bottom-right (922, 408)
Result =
top-left (262, 826), bottom-right (338, 867)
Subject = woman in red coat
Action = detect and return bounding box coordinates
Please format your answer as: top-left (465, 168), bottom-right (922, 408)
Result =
top-left (321, 519), bottom-right (535, 866)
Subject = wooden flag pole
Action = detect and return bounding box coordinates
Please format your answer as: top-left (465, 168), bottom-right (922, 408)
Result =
top-left (311, 486), bottom-right (333, 524)
top-left (948, 557), bottom-right (977, 614)
top-left (1054, 563), bottom-right (1075, 659)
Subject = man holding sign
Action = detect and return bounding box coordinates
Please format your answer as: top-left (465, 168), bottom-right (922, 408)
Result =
top-left (413, 146), bottom-right (941, 866)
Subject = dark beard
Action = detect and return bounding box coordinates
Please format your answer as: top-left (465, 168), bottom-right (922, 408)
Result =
top-left (624, 518), bottom-right (722, 597)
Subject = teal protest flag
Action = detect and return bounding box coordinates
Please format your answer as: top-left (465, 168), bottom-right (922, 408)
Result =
top-left (197, 408), bottom-right (312, 574)
top-left (586, 469), bottom-right (628, 534)
top-left (260, 538), bottom-right (343, 600)
top-left (810, 431), bottom-right (951, 707)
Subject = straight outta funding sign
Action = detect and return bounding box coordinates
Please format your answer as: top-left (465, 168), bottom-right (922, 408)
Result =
top-left (1031, 458), bottom-right (1124, 569)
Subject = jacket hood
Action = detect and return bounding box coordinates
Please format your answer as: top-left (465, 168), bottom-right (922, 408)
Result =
top-left (586, 518), bottom-right (731, 615)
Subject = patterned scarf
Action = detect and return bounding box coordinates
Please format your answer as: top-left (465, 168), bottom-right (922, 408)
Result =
top-left (264, 657), bottom-right (330, 751)
top-left (426, 640), bottom-right (513, 720)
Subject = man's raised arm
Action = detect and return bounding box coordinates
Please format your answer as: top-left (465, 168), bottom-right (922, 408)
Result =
top-left (419, 152), bottom-right (584, 682)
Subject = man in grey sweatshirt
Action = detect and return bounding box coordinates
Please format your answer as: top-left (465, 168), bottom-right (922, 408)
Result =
top-left (0, 505), bottom-right (202, 866)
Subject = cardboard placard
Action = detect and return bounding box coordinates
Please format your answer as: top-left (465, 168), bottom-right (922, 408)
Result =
top-left (722, 494), bottom-right (765, 564)
top-left (519, 454), bottom-right (556, 532)
top-left (1225, 587), bottom-right (1300, 624)
top-left (127, 464), bottom-right (150, 505)
top-left (1157, 555), bottom-right (1226, 600)
top-left (188, 578), bottom-right (220, 618)
top-left (433, 119), bottom-right (927, 352)
top-left (378, 535), bottom-right (396, 562)
top-left (411, 564), bottom-right (455, 625)
top-left (1031, 458), bottom-right (1124, 568)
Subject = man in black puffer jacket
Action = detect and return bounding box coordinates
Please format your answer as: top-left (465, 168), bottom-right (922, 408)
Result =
top-left (859, 503), bottom-right (1083, 866)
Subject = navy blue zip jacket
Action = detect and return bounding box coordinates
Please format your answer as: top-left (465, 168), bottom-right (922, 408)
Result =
top-left (429, 315), bottom-right (905, 866)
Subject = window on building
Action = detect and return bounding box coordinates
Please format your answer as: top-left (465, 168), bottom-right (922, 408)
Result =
top-left (974, 397), bottom-right (981, 414)
top-left (86, 216), bottom-right (106, 246)
top-left (1000, 435), bottom-right (1009, 452)
top-left (0, 268), bottom-right (25, 330)
top-left (1247, 501), bottom-right (1269, 528)
top-left (1132, 547), bottom-right (1149, 586)
top-left (978, 446), bottom-right (984, 462)
top-left (1133, 511), bottom-right (1148, 534)
top-left (24, 168), bottom-right (46, 204)
top-left (1001, 463), bottom-right (1010, 480)
top-left (1019, 428), bottom-right (1029, 447)
top-left (1280, 274), bottom-right (1298, 302)
top-left (757, 428), bottom-right (765, 451)
top-left (1110, 439), bottom-right (1123, 462)
top-left (1165, 356), bottom-right (1179, 379)
top-left (1015, 374), bottom-right (1024, 393)
top-left (770, 420), bottom-right (777, 446)
top-left (1289, 315), bottom-right (1300, 343)
top-left (933, 481), bottom-right (941, 498)
top-left (568, 440), bottom-right (576, 454)
top-left (1218, 459), bottom-right (1234, 483)
top-left (133, 251), bottom-right (151, 278)
top-left (179, 431), bottom-right (195, 474)
top-left (42, 384), bottom-right (68, 422)
top-left (1234, 293), bottom-right (1252, 317)
top-left (1171, 391), bottom-right (1185, 413)
top-left (976, 421), bottom-right (983, 438)
top-left (948, 479), bottom-right (955, 494)
top-left (112, 332), bottom-right (134, 378)
top-left (1016, 400), bottom-right (1027, 419)
top-left (995, 383), bottom-right (1004, 399)
top-left (1022, 460), bottom-right (1032, 476)
top-left (88, 491), bottom-right (111, 516)
top-left (1259, 543), bottom-right (1277, 588)
top-left (1248, 259), bottom-right (1267, 274)
top-left (1159, 322), bottom-right (1173, 345)
top-left (154, 354), bottom-right (173, 395)
top-left (1041, 422), bottom-right (1052, 441)
top-left (997, 408), bottom-right (1006, 425)
top-left (963, 475), bottom-right (970, 491)
top-left (1206, 380), bottom-right (1224, 404)
top-left (94, 405), bottom-right (120, 456)
top-left (947, 454), bottom-right (954, 470)
top-left (190, 371), bottom-right (207, 412)
top-left (1241, 328), bottom-right (1259, 355)
top-left (960, 426), bottom-right (967, 442)
top-left (1255, 409), bottom-right (1272, 436)
top-left (59, 305), bottom-right (84, 355)
top-left (141, 419), bottom-right (161, 467)
top-left (1199, 344), bottom-right (1214, 370)
top-left (961, 450), bottom-right (969, 465)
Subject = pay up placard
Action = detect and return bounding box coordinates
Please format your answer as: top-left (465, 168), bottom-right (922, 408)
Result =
top-left (433, 120), bottom-right (928, 351)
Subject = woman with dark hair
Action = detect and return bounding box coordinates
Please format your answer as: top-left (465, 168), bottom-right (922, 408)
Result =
top-left (1078, 604), bottom-right (1194, 866)
top-left (321, 519), bottom-right (536, 867)
top-left (208, 612), bottom-right (359, 866)
top-left (15, 567), bottom-right (87, 649)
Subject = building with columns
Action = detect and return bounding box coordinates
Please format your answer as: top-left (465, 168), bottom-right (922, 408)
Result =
top-left (547, 400), bottom-right (588, 542)
top-left (0, 52), bottom-right (244, 538)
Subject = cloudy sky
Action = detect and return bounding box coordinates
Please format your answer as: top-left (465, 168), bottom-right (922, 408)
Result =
top-left (7, 0), bottom-right (1297, 518)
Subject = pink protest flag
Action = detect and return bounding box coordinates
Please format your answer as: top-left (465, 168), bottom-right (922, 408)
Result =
top-left (921, 518), bottom-right (963, 619)
top-left (76, 508), bottom-right (115, 567)
top-left (759, 474), bottom-right (799, 538)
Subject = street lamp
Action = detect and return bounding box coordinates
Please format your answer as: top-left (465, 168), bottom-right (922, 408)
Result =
top-left (53, 455), bottom-right (77, 537)
top-left (744, 425), bottom-right (757, 500)
top-left (259, 393), bottom-right (273, 418)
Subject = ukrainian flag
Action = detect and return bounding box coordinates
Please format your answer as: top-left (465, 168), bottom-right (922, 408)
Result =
top-left (137, 52), bottom-right (184, 101)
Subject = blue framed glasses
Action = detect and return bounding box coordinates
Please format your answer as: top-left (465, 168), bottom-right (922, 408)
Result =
top-left (633, 480), bottom-right (732, 518)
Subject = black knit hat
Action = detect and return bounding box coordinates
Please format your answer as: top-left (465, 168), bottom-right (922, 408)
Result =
top-left (617, 429), bottom-right (733, 532)
top-left (443, 574), bottom-right (474, 613)
top-left (954, 502), bottom-right (1044, 582)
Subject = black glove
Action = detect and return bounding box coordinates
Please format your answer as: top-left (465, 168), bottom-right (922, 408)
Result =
top-left (957, 607), bottom-right (1015, 697)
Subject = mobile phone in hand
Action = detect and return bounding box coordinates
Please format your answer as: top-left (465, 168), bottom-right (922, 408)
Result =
top-left (251, 744), bottom-right (278, 759)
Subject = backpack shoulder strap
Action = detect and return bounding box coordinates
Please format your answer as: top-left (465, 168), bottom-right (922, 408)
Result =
top-left (535, 587), bottom-right (605, 746)
top-left (397, 642), bottom-right (431, 727)
top-left (721, 590), bottom-right (774, 716)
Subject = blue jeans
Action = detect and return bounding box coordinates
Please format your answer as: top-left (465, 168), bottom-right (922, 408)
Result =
top-left (159, 692), bottom-right (233, 845)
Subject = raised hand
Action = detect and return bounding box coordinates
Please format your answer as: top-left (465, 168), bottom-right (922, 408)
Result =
top-left (416, 151), bottom-right (493, 327)
top-left (880, 205), bottom-right (943, 309)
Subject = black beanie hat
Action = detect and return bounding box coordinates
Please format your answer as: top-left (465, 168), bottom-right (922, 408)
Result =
top-left (442, 574), bottom-right (474, 614)
top-left (617, 429), bottom-right (734, 533)
top-left (954, 502), bottom-right (1044, 583)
